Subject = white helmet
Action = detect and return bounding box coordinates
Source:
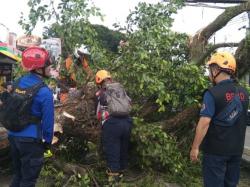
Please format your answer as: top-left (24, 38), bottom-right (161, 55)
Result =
top-left (74, 44), bottom-right (90, 58)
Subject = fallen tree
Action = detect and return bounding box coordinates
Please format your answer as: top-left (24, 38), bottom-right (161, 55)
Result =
top-left (9, 0), bottom-right (250, 186)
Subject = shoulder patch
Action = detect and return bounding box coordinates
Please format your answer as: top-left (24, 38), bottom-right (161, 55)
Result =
top-left (201, 103), bottom-right (206, 112)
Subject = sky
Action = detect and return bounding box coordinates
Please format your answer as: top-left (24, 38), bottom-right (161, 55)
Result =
top-left (0, 0), bottom-right (249, 45)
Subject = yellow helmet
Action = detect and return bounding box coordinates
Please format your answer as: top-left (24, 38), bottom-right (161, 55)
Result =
top-left (207, 52), bottom-right (236, 74)
top-left (95, 70), bottom-right (111, 84)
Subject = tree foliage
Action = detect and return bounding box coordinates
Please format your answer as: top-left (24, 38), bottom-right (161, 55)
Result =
top-left (19, 0), bottom-right (110, 65)
top-left (112, 2), bottom-right (208, 113)
top-left (93, 24), bottom-right (125, 53)
top-left (43, 23), bottom-right (125, 54)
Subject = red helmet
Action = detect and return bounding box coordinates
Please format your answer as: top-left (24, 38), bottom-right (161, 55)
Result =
top-left (22, 47), bottom-right (52, 71)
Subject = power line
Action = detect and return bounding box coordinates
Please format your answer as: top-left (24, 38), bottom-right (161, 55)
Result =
top-left (184, 0), bottom-right (246, 3)
top-left (164, 0), bottom-right (247, 10)
top-left (184, 3), bottom-right (228, 9)
top-left (226, 14), bottom-right (248, 27)
top-left (0, 23), bottom-right (9, 32)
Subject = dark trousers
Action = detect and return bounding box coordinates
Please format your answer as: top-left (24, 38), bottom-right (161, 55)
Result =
top-left (202, 153), bottom-right (241, 187)
top-left (8, 136), bottom-right (44, 187)
top-left (102, 117), bottom-right (132, 172)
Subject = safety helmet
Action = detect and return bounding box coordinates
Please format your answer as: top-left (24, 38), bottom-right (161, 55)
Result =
top-left (22, 46), bottom-right (52, 71)
top-left (207, 52), bottom-right (236, 74)
top-left (95, 70), bottom-right (111, 84)
top-left (74, 44), bottom-right (90, 59)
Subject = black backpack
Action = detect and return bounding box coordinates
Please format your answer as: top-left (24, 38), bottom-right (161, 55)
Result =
top-left (0, 81), bottom-right (45, 132)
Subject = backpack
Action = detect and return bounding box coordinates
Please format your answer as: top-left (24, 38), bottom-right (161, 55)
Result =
top-left (105, 82), bottom-right (131, 116)
top-left (0, 81), bottom-right (45, 132)
top-left (212, 87), bottom-right (243, 127)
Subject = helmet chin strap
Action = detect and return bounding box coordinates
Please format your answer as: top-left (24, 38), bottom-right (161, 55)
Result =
top-left (210, 68), bottom-right (221, 85)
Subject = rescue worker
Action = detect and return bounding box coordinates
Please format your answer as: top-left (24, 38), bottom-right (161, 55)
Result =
top-left (95, 70), bottom-right (132, 183)
top-left (8, 47), bottom-right (54, 187)
top-left (65, 44), bottom-right (93, 83)
top-left (190, 52), bottom-right (249, 187)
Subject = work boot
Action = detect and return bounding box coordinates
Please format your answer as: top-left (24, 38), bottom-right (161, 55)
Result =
top-left (106, 169), bottom-right (122, 185)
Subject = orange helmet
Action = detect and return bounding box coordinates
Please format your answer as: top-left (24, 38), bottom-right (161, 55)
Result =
top-left (207, 52), bottom-right (236, 74)
top-left (95, 70), bottom-right (111, 84)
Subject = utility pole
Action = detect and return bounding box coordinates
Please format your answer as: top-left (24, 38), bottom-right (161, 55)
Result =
top-left (246, 12), bottom-right (250, 85)
top-left (247, 12), bottom-right (250, 36)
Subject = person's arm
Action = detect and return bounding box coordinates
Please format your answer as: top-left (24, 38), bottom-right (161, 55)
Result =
top-left (190, 91), bottom-right (215, 162)
top-left (190, 117), bottom-right (211, 162)
top-left (40, 88), bottom-right (54, 144)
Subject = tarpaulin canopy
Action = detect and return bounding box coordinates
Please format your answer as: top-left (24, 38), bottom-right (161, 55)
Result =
top-left (0, 53), bottom-right (17, 64)
top-left (0, 45), bottom-right (21, 63)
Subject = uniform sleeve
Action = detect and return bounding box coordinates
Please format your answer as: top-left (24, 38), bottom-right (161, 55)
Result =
top-left (40, 88), bottom-right (54, 144)
top-left (200, 91), bottom-right (215, 118)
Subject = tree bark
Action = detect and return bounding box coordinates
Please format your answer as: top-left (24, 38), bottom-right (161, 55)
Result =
top-left (235, 37), bottom-right (250, 78)
top-left (161, 104), bottom-right (200, 132)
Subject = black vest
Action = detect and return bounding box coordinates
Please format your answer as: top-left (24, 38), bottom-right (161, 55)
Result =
top-left (202, 81), bottom-right (249, 155)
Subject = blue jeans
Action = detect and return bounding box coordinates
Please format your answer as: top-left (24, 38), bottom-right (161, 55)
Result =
top-left (8, 136), bottom-right (44, 187)
top-left (202, 153), bottom-right (241, 187)
top-left (102, 116), bottom-right (132, 172)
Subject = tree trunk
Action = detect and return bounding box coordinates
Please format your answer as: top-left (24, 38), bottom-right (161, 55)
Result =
top-left (235, 37), bottom-right (250, 78)
top-left (161, 105), bottom-right (200, 132)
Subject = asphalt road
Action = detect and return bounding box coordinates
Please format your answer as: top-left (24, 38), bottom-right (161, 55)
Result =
top-left (245, 127), bottom-right (250, 147)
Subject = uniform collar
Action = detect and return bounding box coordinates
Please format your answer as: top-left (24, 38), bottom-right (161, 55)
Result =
top-left (216, 79), bottom-right (233, 85)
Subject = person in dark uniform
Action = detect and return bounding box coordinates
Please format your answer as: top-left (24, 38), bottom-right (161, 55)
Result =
top-left (190, 52), bottom-right (249, 187)
top-left (95, 70), bottom-right (132, 183)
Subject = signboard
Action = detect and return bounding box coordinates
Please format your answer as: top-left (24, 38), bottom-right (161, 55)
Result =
top-left (41, 38), bottom-right (62, 62)
top-left (16, 35), bottom-right (41, 49)
top-left (185, 0), bottom-right (247, 3)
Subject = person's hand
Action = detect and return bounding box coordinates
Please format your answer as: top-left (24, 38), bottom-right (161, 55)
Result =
top-left (190, 148), bottom-right (199, 162)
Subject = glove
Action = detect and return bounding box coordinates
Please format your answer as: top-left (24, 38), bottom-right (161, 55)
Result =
top-left (43, 142), bottom-right (53, 158)
top-left (44, 149), bottom-right (53, 158)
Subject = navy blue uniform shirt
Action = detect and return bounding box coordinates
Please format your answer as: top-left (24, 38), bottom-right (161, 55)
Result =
top-left (200, 79), bottom-right (234, 118)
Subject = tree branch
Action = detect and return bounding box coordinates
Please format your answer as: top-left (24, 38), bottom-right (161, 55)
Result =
top-left (199, 1), bottom-right (250, 41)
top-left (197, 42), bottom-right (239, 65)
top-left (235, 38), bottom-right (250, 78)
top-left (190, 1), bottom-right (250, 63)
